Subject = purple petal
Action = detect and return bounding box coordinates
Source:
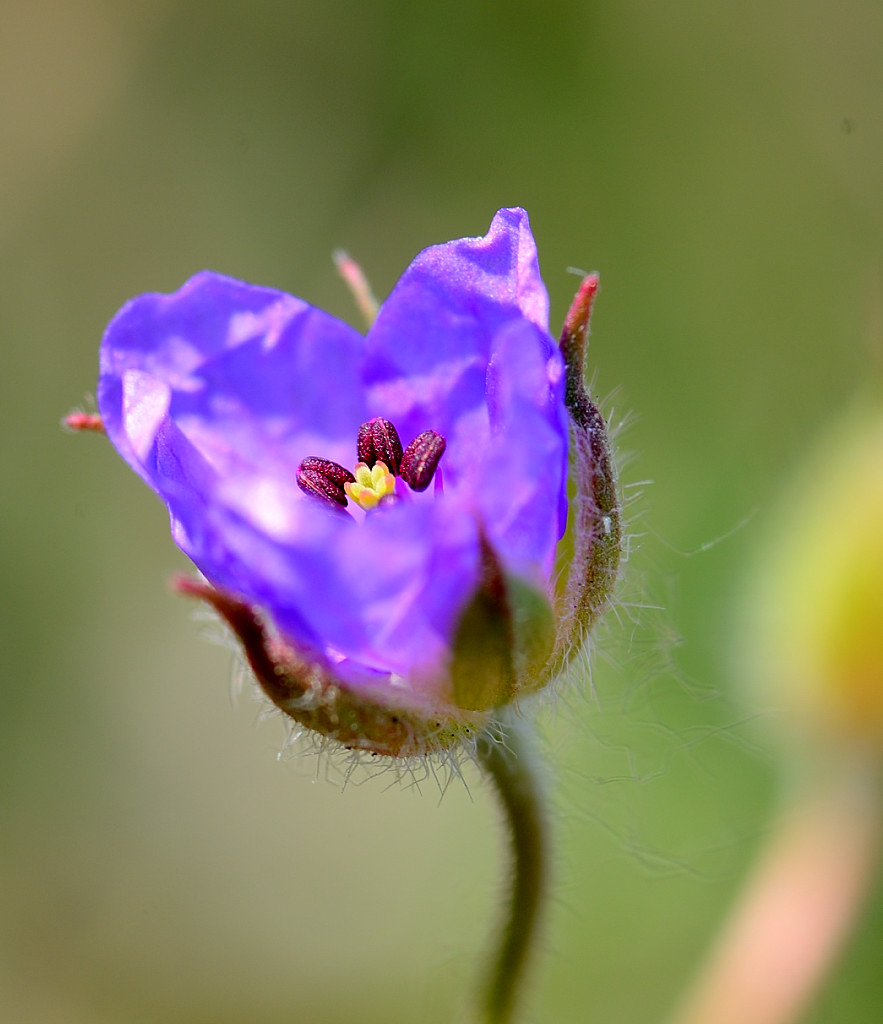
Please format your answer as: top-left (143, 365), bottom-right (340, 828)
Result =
top-left (98, 272), bottom-right (370, 650)
top-left (362, 207), bottom-right (549, 448)
top-left (479, 317), bottom-right (568, 578)
top-left (200, 494), bottom-right (481, 685)
top-left (99, 271), bottom-right (367, 486)
top-left (363, 208), bottom-right (567, 575)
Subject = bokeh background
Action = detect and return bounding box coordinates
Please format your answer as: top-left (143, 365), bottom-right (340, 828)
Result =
top-left (3, 1), bottom-right (882, 1021)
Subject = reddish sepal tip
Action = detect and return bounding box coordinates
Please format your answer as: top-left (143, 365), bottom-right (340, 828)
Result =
top-left (64, 412), bottom-right (105, 433)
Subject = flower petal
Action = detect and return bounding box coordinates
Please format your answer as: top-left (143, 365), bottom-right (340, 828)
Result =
top-left (99, 271), bottom-right (367, 486)
top-left (97, 271), bottom-right (375, 656)
top-left (200, 493), bottom-right (481, 686)
top-left (364, 209), bottom-right (567, 577)
top-left (480, 317), bottom-right (568, 578)
top-left (362, 207), bottom-right (550, 449)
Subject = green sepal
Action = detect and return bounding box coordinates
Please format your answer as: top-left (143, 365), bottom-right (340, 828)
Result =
top-left (542, 274), bottom-right (622, 683)
top-left (450, 533), bottom-right (516, 711)
top-left (508, 574), bottom-right (557, 695)
top-left (450, 533), bottom-right (557, 711)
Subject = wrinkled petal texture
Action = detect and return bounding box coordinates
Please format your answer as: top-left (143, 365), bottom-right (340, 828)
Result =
top-left (98, 208), bottom-right (567, 689)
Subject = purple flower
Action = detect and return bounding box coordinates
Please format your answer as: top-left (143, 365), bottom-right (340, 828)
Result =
top-left (94, 209), bottom-right (620, 756)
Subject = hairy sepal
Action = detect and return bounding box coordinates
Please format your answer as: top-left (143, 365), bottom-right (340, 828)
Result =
top-left (175, 578), bottom-right (487, 758)
top-left (545, 275), bottom-right (622, 681)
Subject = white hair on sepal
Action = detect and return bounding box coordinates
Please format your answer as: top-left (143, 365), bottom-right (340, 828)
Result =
top-left (248, 689), bottom-right (484, 798)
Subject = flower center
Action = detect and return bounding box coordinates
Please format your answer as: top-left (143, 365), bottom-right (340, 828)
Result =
top-left (296, 417), bottom-right (446, 513)
top-left (345, 461), bottom-right (396, 510)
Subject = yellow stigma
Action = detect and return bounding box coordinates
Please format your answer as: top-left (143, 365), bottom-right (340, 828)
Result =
top-left (344, 461), bottom-right (396, 511)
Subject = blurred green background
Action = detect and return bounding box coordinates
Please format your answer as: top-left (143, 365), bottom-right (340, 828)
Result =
top-left (2, 1), bottom-right (882, 1021)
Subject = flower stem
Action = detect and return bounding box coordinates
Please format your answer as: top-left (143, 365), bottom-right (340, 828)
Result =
top-left (474, 711), bottom-right (550, 1024)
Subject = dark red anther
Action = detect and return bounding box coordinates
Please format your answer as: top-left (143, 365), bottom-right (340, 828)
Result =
top-left (400, 430), bottom-right (446, 492)
top-left (357, 417), bottom-right (403, 474)
top-left (297, 457), bottom-right (356, 508)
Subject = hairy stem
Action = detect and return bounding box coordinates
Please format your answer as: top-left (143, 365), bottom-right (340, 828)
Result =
top-left (474, 712), bottom-right (550, 1024)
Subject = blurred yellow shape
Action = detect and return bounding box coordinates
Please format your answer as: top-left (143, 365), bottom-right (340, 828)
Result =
top-left (746, 403), bottom-right (883, 747)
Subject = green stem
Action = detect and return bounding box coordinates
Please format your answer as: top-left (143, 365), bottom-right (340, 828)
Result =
top-left (475, 712), bottom-right (550, 1024)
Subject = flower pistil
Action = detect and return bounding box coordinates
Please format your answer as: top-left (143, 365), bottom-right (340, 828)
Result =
top-left (345, 461), bottom-right (397, 510)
